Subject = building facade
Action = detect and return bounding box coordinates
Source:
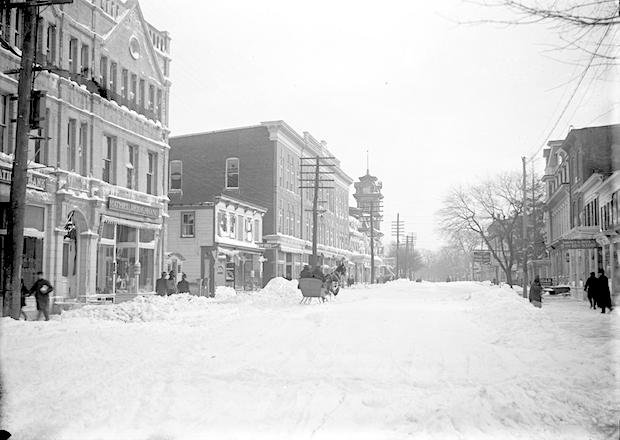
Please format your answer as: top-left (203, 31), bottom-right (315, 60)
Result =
top-left (167, 193), bottom-right (265, 294)
top-left (542, 124), bottom-right (619, 299)
top-left (169, 121), bottom-right (353, 285)
top-left (348, 208), bottom-right (372, 283)
top-left (0, 0), bottom-right (171, 304)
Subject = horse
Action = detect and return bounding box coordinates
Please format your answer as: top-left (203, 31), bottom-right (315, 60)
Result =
top-left (324, 263), bottom-right (347, 299)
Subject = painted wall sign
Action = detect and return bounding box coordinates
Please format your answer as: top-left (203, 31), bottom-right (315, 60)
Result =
top-left (108, 196), bottom-right (160, 219)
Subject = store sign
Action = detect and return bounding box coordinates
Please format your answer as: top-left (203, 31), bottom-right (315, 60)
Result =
top-left (0, 165), bottom-right (47, 191)
top-left (108, 196), bottom-right (160, 219)
top-left (561, 239), bottom-right (598, 249)
top-left (473, 250), bottom-right (491, 264)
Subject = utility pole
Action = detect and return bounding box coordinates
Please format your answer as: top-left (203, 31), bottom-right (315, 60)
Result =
top-left (391, 214), bottom-right (404, 278)
top-left (300, 156), bottom-right (336, 267)
top-left (3, 2), bottom-right (37, 318)
top-left (370, 203), bottom-right (375, 283)
top-left (522, 156), bottom-right (528, 299)
top-left (404, 234), bottom-right (409, 280)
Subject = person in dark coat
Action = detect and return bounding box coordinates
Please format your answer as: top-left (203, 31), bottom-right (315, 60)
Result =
top-left (311, 265), bottom-right (325, 282)
top-left (155, 272), bottom-right (168, 296)
top-left (166, 270), bottom-right (177, 295)
top-left (30, 271), bottom-right (53, 321)
top-left (20, 279), bottom-right (30, 320)
top-left (529, 275), bottom-right (543, 308)
top-left (596, 269), bottom-right (613, 314)
top-left (584, 272), bottom-right (597, 309)
top-left (299, 265), bottom-right (313, 279)
top-left (177, 273), bottom-right (190, 294)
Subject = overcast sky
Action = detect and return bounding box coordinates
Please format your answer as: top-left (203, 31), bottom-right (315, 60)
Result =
top-left (141, 0), bottom-right (618, 251)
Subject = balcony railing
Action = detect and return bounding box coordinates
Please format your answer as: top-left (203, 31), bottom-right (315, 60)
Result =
top-left (33, 56), bottom-right (162, 123)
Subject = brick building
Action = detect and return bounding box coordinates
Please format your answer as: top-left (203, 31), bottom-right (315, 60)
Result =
top-left (0, 0), bottom-right (171, 304)
top-left (542, 124), bottom-right (620, 298)
top-left (169, 121), bottom-right (353, 285)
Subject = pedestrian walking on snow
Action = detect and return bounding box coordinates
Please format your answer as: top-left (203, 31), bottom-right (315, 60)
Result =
top-left (596, 269), bottom-right (613, 314)
top-left (30, 271), bottom-right (53, 321)
top-left (584, 272), bottom-right (597, 309)
top-left (529, 275), bottom-right (543, 308)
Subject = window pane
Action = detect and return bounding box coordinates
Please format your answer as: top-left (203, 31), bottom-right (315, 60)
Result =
top-left (140, 228), bottom-right (155, 243)
top-left (24, 205), bottom-right (44, 231)
top-left (117, 225), bottom-right (136, 242)
top-left (102, 222), bottom-right (115, 239)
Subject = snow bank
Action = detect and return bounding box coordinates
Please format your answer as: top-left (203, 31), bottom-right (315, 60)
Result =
top-left (261, 276), bottom-right (300, 298)
top-left (61, 293), bottom-right (212, 322)
top-left (214, 285), bottom-right (236, 298)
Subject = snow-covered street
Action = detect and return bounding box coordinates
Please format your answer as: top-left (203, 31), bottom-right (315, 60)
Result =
top-left (1, 280), bottom-right (618, 440)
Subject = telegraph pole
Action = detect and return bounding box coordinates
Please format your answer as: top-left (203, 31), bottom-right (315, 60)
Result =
top-left (2, 0), bottom-right (73, 318)
top-left (370, 203), bottom-right (375, 283)
top-left (522, 156), bottom-right (528, 299)
top-left (300, 156), bottom-right (336, 267)
top-left (404, 234), bottom-right (409, 280)
top-left (391, 214), bottom-right (404, 278)
top-left (3, 3), bottom-right (37, 318)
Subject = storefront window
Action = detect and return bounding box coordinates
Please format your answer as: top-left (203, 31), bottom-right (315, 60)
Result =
top-left (101, 222), bottom-right (115, 239)
top-left (96, 222), bottom-right (158, 295)
top-left (117, 225), bottom-right (136, 242)
top-left (96, 245), bottom-right (115, 294)
top-left (140, 229), bottom-right (155, 243)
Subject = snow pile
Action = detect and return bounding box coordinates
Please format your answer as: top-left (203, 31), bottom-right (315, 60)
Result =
top-left (261, 276), bottom-right (300, 299)
top-left (214, 285), bottom-right (237, 299)
top-left (61, 293), bottom-right (212, 322)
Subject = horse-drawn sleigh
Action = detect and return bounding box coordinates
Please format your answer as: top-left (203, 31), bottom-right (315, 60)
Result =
top-left (298, 263), bottom-right (345, 304)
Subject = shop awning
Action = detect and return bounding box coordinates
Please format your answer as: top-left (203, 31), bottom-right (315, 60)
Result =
top-left (101, 214), bottom-right (161, 230)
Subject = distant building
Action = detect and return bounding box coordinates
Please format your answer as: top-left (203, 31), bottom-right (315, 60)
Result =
top-left (352, 169), bottom-right (386, 281)
top-left (348, 207), bottom-right (371, 283)
top-left (169, 121), bottom-right (352, 285)
top-left (0, 0), bottom-right (171, 304)
top-left (542, 124), bottom-right (619, 298)
top-left (167, 192), bottom-right (266, 294)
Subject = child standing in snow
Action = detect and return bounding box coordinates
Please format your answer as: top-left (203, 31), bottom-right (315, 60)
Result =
top-left (529, 276), bottom-right (543, 308)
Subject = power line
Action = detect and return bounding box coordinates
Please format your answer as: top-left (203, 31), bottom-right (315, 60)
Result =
top-left (525, 24), bottom-right (613, 164)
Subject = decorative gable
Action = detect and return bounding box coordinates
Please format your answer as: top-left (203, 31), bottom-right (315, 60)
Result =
top-left (100, 5), bottom-right (164, 87)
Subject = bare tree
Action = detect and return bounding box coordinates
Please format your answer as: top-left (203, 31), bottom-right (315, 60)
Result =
top-left (463, 1), bottom-right (619, 67)
top-left (438, 172), bottom-right (524, 286)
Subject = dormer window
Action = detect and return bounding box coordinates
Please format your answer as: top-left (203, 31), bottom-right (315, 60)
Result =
top-left (226, 157), bottom-right (239, 189)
